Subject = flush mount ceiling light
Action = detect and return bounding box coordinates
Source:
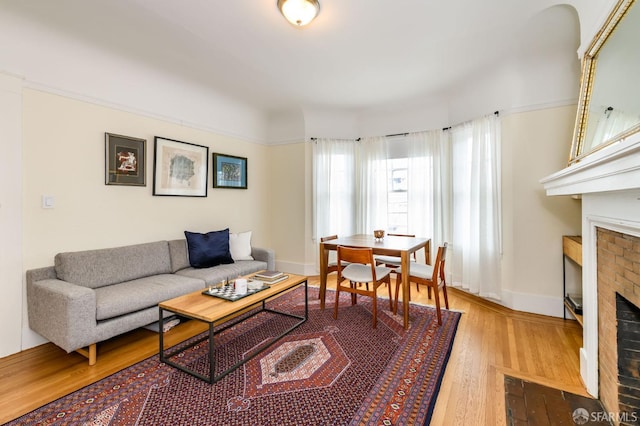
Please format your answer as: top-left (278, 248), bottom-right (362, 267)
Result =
top-left (277, 0), bottom-right (320, 27)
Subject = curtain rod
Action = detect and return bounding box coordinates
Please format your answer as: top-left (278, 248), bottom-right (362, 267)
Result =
top-left (311, 110), bottom-right (500, 139)
top-left (384, 110), bottom-right (500, 134)
top-left (444, 110), bottom-right (499, 131)
top-left (309, 137), bottom-right (361, 142)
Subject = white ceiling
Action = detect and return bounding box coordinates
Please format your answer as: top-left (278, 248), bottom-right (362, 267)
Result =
top-left (0, 0), bottom-right (581, 117)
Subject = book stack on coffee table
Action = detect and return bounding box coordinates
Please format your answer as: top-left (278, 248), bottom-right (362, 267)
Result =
top-left (252, 270), bottom-right (289, 285)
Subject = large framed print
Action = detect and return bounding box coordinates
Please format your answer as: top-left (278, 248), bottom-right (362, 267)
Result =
top-left (213, 153), bottom-right (247, 189)
top-left (105, 133), bottom-right (146, 186)
top-left (153, 137), bottom-right (208, 197)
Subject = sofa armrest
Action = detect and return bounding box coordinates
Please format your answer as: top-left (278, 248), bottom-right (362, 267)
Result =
top-left (26, 266), bottom-right (57, 282)
top-left (251, 247), bottom-right (275, 271)
top-left (26, 267), bottom-right (97, 353)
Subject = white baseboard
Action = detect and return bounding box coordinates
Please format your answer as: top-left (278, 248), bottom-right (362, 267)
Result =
top-left (275, 261), bottom-right (317, 277)
top-left (272, 266), bottom-right (569, 320)
top-left (580, 347), bottom-right (598, 398)
top-left (500, 289), bottom-right (565, 318)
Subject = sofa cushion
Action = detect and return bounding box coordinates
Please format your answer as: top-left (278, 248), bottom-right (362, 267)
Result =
top-left (185, 229), bottom-right (234, 268)
top-left (55, 241), bottom-right (172, 289)
top-left (175, 260), bottom-right (268, 286)
top-left (168, 239), bottom-right (190, 273)
top-left (94, 274), bottom-right (204, 321)
top-left (229, 231), bottom-right (254, 261)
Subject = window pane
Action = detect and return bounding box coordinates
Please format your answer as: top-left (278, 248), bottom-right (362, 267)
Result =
top-left (388, 158), bottom-right (408, 233)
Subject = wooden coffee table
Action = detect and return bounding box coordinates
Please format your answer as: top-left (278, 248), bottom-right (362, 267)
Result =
top-left (159, 273), bottom-right (308, 383)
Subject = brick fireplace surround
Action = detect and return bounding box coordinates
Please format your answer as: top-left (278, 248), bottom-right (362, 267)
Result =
top-left (597, 228), bottom-right (640, 423)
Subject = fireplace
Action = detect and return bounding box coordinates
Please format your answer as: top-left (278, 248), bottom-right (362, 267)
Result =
top-left (540, 115), bottom-right (640, 412)
top-left (597, 227), bottom-right (640, 425)
top-left (616, 294), bottom-right (640, 422)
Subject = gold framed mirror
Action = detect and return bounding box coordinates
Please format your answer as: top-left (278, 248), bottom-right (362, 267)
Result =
top-left (569, 0), bottom-right (640, 164)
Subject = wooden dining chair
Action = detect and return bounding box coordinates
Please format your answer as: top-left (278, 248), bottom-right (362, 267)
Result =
top-left (322, 234), bottom-right (366, 291)
top-left (334, 245), bottom-right (393, 328)
top-left (375, 233), bottom-right (420, 291)
top-left (393, 242), bottom-right (449, 325)
top-left (375, 233), bottom-right (418, 267)
top-left (321, 234), bottom-right (340, 275)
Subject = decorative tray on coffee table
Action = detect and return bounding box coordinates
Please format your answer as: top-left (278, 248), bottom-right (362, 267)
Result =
top-left (202, 282), bottom-right (269, 301)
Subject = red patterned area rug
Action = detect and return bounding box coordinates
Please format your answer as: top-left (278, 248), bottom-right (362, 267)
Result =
top-left (7, 287), bottom-right (461, 426)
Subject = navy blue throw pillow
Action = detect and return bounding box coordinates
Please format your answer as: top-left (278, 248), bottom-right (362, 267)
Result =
top-left (184, 229), bottom-right (234, 268)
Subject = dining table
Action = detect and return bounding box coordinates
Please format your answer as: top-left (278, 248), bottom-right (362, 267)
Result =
top-left (319, 234), bottom-right (431, 330)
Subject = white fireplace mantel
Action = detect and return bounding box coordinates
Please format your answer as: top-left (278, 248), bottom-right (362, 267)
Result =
top-left (541, 133), bottom-right (640, 398)
top-left (541, 134), bottom-right (640, 197)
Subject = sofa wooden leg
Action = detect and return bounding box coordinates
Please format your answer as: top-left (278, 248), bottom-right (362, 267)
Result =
top-left (76, 343), bottom-right (97, 365)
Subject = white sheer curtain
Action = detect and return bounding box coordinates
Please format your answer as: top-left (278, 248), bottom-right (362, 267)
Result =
top-left (311, 114), bottom-right (502, 300)
top-left (406, 130), bottom-right (451, 263)
top-left (312, 138), bottom-right (357, 241)
top-left (356, 136), bottom-right (389, 234)
top-left (449, 114), bottom-right (502, 300)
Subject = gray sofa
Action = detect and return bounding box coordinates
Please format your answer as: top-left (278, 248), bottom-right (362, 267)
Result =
top-left (26, 239), bottom-right (274, 364)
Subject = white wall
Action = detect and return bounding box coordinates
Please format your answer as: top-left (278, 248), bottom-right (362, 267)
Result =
top-left (570, 0), bottom-right (620, 58)
top-left (0, 3), bottom-right (268, 143)
top-left (19, 88), bottom-right (273, 350)
top-left (358, 100), bottom-right (450, 138)
top-left (501, 105), bottom-right (582, 316)
top-left (266, 109), bottom-right (306, 144)
top-left (298, 5), bottom-right (580, 139)
top-left (447, 4), bottom-right (580, 125)
top-left (303, 107), bottom-right (361, 140)
top-left (0, 73), bottom-right (23, 357)
top-left (268, 142), bottom-right (308, 274)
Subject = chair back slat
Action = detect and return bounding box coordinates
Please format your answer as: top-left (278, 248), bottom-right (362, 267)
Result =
top-left (321, 235), bottom-right (338, 242)
top-left (439, 242), bottom-right (448, 281)
top-left (431, 242), bottom-right (448, 283)
top-left (337, 245), bottom-right (373, 266)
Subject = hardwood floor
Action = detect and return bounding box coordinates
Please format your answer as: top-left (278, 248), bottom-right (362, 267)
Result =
top-left (0, 276), bottom-right (585, 425)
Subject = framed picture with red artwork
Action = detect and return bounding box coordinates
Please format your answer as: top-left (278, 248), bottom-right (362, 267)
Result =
top-left (105, 132), bottom-right (146, 186)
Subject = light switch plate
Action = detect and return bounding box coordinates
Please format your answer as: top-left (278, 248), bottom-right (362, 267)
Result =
top-left (41, 195), bottom-right (55, 209)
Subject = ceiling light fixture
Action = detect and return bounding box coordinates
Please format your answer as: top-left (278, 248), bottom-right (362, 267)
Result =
top-left (277, 0), bottom-right (320, 27)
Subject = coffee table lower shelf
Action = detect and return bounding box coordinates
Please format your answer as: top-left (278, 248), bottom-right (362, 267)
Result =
top-left (159, 278), bottom-right (308, 384)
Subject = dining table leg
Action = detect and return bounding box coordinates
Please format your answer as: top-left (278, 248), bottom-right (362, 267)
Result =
top-left (401, 250), bottom-right (410, 330)
top-left (425, 240), bottom-right (431, 265)
top-left (319, 241), bottom-right (328, 309)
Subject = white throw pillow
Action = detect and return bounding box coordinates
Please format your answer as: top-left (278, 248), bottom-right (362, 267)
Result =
top-left (229, 231), bottom-right (254, 261)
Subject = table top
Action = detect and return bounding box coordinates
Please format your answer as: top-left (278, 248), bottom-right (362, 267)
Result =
top-left (320, 234), bottom-right (429, 254)
top-left (159, 273), bottom-right (307, 323)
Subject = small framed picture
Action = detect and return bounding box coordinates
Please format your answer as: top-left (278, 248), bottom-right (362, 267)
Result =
top-left (213, 153), bottom-right (247, 189)
top-left (153, 136), bottom-right (208, 197)
top-left (105, 133), bottom-right (146, 186)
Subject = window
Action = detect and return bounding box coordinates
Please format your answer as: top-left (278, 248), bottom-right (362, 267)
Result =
top-left (387, 158), bottom-right (408, 233)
